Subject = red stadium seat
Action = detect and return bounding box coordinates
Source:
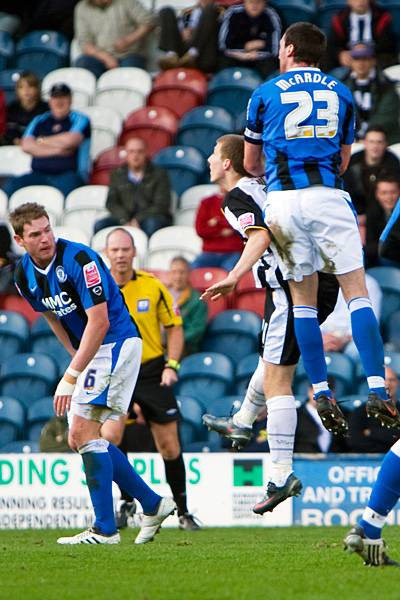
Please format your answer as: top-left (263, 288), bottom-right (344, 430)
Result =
top-left (147, 69), bottom-right (208, 119)
top-left (119, 106), bottom-right (178, 157)
top-left (234, 271), bottom-right (265, 318)
top-left (1, 294), bottom-right (40, 325)
top-left (144, 269), bottom-right (171, 286)
top-left (190, 267), bottom-right (231, 320)
top-left (90, 145), bottom-right (126, 185)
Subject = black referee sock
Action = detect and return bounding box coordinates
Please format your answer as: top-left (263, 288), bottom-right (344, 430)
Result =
top-left (164, 454), bottom-right (188, 516)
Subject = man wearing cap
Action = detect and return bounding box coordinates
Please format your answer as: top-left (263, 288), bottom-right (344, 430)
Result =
top-left (3, 83), bottom-right (91, 197)
top-left (342, 42), bottom-right (400, 143)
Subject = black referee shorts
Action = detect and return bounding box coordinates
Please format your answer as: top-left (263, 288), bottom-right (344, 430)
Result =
top-left (260, 272), bottom-right (339, 366)
top-left (130, 356), bottom-right (180, 424)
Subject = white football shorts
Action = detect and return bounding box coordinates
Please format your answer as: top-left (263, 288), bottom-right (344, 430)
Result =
top-left (264, 186), bottom-right (364, 282)
top-left (68, 336), bottom-right (142, 425)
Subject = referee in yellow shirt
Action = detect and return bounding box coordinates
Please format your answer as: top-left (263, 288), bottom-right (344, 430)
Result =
top-left (101, 228), bottom-right (199, 530)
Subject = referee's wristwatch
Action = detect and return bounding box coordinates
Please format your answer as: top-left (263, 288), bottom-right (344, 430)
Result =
top-left (164, 358), bottom-right (181, 371)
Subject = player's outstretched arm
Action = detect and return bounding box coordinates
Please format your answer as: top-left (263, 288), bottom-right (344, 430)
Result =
top-left (54, 303), bottom-right (109, 417)
top-left (201, 228), bottom-right (270, 301)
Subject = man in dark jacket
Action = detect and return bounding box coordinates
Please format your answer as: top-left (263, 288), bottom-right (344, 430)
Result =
top-left (342, 43), bottom-right (400, 143)
top-left (97, 137), bottom-right (172, 237)
top-left (326, 0), bottom-right (397, 70)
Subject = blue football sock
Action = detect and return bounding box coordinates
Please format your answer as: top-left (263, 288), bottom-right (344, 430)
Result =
top-left (79, 439), bottom-right (117, 536)
top-left (293, 306), bottom-right (331, 397)
top-left (349, 298), bottom-right (387, 399)
top-left (108, 443), bottom-right (160, 514)
top-left (360, 442), bottom-right (400, 539)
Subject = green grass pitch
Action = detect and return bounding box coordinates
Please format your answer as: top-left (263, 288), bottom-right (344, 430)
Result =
top-left (1, 527), bottom-right (399, 600)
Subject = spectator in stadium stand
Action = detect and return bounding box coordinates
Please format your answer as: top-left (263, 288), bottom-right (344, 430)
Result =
top-left (74, 0), bottom-right (154, 77)
top-left (218, 0), bottom-right (281, 78)
top-left (320, 273), bottom-right (382, 355)
top-left (365, 175), bottom-right (400, 266)
top-left (348, 367), bottom-right (400, 453)
top-left (158, 0), bottom-right (220, 72)
top-left (326, 0), bottom-right (397, 71)
top-left (2, 83), bottom-right (91, 197)
top-left (94, 137), bottom-right (172, 238)
top-left (167, 256), bottom-right (208, 356)
top-left (1, 72), bottom-right (48, 146)
top-left (341, 43), bottom-right (400, 144)
top-left (343, 126), bottom-right (400, 222)
top-left (0, 222), bottom-right (18, 295)
top-left (191, 188), bottom-right (243, 271)
top-left (294, 382), bottom-right (348, 453)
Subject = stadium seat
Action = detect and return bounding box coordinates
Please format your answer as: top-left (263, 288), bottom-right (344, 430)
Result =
top-left (205, 395), bottom-right (242, 418)
top-left (42, 67), bottom-right (96, 109)
top-left (388, 143), bottom-right (400, 160)
top-left (0, 396), bottom-right (25, 445)
top-left (175, 352), bottom-right (234, 410)
top-left (83, 106), bottom-right (122, 161)
top-left (350, 141), bottom-right (365, 155)
top-left (91, 225), bottom-right (148, 268)
top-left (339, 394), bottom-right (365, 411)
top-left (183, 440), bottom-right (222, 452)
top-left (15, 31), bottom-right (69, 79)
top-left (0, 31), bottom-right (14, 70)
top-left (95, 68), bottom-right (151, 119)
top-left (367, 267), bottom-right (400, 327)
top-left (0, 310), bottom-right (30, 361)
top-left (379, 0), bottom-right (400, 37)
top-left (384, 351), bottom-right (400, 376)
top-left (176, 106), bottom-right (234, 158)
top-left (206, 68), bottom-right (262, 120)
top-left (0, 440), bottom-right (39, 453)
top-left (234, 271), bottom-right (265, 318)
top-left (0, 189), bottom-right (8, 218)
top-left (53, 226), bottom-right (90, 246)
top-left (0, 145), bottom-right (31, 177)
top-left (202, 310), bottom-right (261, 365)
top-left (317, 0), bottom-right (347, 33)
top-left (177, 395), bottom-right (205, 443)
top-left (153, 145), bottom-right (207, 197)
top-left (235, 353), bottom-right (260, 395)
top-left (0, 69), bottom-right (24, 104)
top-left (1, 295), bottom-right (38, 326)
top-left (62, 207), bottom-right (109, 239)
top-left (118, 107), bottom-right (178, 157)
top-left (26, 396), bottom-right (54, 442)
top-left (65, 185), bottom-right (108, 211)
top-left (90, 146), bottom-right (126, 185)
top-left (0, 353), bottom-right (58, 409)
top-left (9, 186), bottom-right (64, 226)
top-left (294, 352), bottom-right (355, 397)
top-left (147, 225), bottom-right (202, 269)
top-left (30, 317), bottom-right (72, 376)
top-left (147, 68), bottom-right (208, 119)
top-left (190, 267), bottom-right (230, 321)
top-left (277, 0), bottom-right (317, 26)
top-left (179, 184), bottom-right (219, 211)
top-left (387, 311), bottom-right (400, 350)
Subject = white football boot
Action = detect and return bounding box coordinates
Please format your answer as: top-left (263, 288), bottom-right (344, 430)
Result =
top-left (134, 497), bottom-right (176, 544)
top-left (57, 528), bottom-right (120, 545)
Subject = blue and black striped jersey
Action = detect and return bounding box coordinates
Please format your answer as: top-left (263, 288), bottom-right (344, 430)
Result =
top-left (245, 67), bottom-right (355, 191)
top-left (15, 238), bottom-right (139, 349)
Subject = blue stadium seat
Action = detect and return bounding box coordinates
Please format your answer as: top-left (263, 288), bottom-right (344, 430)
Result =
top-left (0, 396), bottom-right (25, 446)
top-left (379, 0), bottom-right (400, 37)
top-left (294, 352), bottom-right (355, 397)
top-left (235, 353), bottom-right (260, 395)
top-left (26, 397), bottom-right (54, 442)
top-left (275, 0), bottom-right (317, 26)
top-left (178, 396), bottom-right (204, 433)
top-left (175, 352), bottom-right (234, 410)
top-left (0, 31), bottom-right (14, 70)
top-left (153, 145), bottom-right (207, 197)
top-left (30, 317), bottom-right (71, 376)
top-left (183, 440), bottom-right (222, 452)
top-left (316, 0), bottom-right (346, 33)
top-left (386, 311), bottom-right (400, 351)
top-left (206, 68), bottom-right (262, 120)
top-left (368, 267), bottom-right (400, 329)
top-left (15, 31), bottom-right (69, 79)
top-left (0, 310), bottom-right (30, 361)
top-left (0, 440), bottom-right (39, 453)
top-left (339, 394), bottom-right (365, 412)
top-left (384, 351), bottom-right (400, 375)
top-left (205, 395), bottom-right (242, 417)
top-left (176, 106), bottom-right (234, 158)
top-left (0, 69), bottom-right (24, 104)
top-left (0, 353), bottom-right (58, 409)
top-left (202, 310), bottom-right (261, 365)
